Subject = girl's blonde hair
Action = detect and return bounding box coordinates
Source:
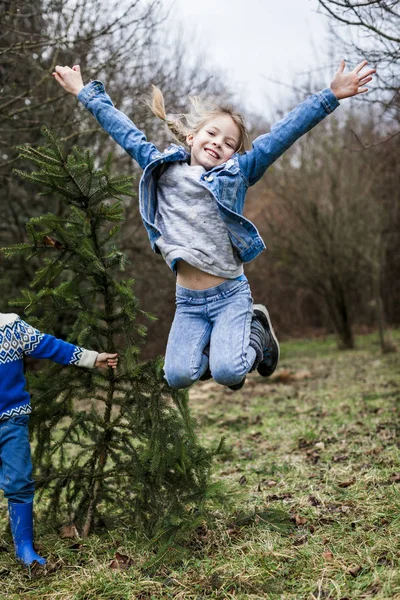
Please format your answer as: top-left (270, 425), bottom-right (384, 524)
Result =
top-left (149, 86), bottom-right (249, 153)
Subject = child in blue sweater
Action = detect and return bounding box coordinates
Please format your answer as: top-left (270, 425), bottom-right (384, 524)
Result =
top-left (0, 312), bottom-right (118, 567)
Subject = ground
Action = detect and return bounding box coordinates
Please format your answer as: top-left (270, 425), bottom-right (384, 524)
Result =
top-left (1, 332), bottom-right (399, 599)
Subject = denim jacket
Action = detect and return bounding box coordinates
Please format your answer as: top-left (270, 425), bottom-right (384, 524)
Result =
top-left (78, 82), bottom-right (339, 264)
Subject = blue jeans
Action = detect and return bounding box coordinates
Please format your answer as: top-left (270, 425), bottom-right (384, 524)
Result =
top-left (0, 415), bottom-right (34, 503)
top-left (164, 278), bottom-right (257, 388)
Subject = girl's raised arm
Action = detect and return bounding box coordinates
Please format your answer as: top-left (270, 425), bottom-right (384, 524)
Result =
top-left (53, 65), bottom-right (159, 171)
top-left (239, 60), bottom-right (375, 187)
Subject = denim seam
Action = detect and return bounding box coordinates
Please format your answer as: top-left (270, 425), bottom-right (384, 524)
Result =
top-left (210, 286), bottom-right (239, 302)
top-left (240, 296), bottom-right (255, 372)
top-left (221, 281), bottom-right (249, 300)
top-left (318, 89), bottom-right (338, 114)
top-left (226, 225), bottom-right (247, 247)
top-left (321, 96), bottom-right (330, 114)
top-left (189, 322), bottom-right (212, 378)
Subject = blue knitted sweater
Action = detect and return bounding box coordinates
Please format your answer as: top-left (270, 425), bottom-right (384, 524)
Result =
top-left (0, 313), bottom-right (98, 422)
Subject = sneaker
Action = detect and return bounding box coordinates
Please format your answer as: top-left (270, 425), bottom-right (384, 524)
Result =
top-left (199, 367), bottom-right (212, 381)
top-left (228, 376), bottom-right (246, 391)
top-left (253, 304), bottom-right (280, 377)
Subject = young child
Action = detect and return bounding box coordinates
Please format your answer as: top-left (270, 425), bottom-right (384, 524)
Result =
top-left (53, 59), bottom-right (374, 391)
top-left (0, 312), bottom-right (118, 566)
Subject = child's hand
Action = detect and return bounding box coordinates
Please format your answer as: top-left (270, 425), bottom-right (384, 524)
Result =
top-left (330, 60), bottom-right (376, 100)
top-left (52, 64), bottom-right (84, 96)
top-left (95, 353), bottom-right (119, 370)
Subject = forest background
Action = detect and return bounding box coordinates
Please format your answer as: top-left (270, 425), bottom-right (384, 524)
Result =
top-left (1, 0), bottom-right (399, 357)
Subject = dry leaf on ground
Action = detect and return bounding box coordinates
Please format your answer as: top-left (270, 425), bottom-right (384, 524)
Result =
top-left (59, 524), bottom-right (80, 539)
top-left (338, 479), bottom-right (355, 488)
top-left (108, 552), bottom-right (134, 570)
top-left (347, 565), bottom-right (362, 577)
top-left (294, 514), bottom-right (307, 526)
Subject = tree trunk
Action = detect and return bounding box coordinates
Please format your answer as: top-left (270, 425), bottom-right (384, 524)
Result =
top-left (324, 285), bottom-right (355, 350)
top-left (372, 251), bottom-right (397, 354)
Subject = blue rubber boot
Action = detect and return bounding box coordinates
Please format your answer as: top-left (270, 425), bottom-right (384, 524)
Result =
top-left (8, 501), bottom-right (46, 566)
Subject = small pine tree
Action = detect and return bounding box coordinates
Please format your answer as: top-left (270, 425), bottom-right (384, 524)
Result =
top-left (2, 128), bottom-right (220, 539)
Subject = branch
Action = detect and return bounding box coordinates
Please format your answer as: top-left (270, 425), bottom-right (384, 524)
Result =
top-left (317, 0), bottom-right (400, 42)
top-left (346, 127), bottom-right (400, 150)
top-left (321, 0), bottom-right (389, 7)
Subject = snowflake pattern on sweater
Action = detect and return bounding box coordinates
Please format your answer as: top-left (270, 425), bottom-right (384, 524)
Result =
top-left (0, 315), bottom-right (95, 421)
top-left (0, 320), bottom-right (44, 364)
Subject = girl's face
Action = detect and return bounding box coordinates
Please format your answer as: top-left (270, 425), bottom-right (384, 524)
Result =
top-left (187, 114), bottom-right (240, 170)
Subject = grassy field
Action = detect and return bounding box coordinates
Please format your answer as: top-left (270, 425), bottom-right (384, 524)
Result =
top-left (1, 331), bottom-right (399, 599)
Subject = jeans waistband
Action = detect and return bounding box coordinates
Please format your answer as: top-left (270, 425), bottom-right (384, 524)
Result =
top-left (176, 274), bottom-right (248, 301)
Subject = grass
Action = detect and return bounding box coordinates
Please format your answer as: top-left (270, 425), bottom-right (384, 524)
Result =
top-left (1, 331), bottom-right (399, 599)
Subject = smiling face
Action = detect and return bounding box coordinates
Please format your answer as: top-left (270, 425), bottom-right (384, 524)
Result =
top-left (186, 113), bottom-right (241, 170)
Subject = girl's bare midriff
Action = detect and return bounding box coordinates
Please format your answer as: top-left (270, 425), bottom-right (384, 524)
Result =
top-left (177, 261), bottom-right (227, 290)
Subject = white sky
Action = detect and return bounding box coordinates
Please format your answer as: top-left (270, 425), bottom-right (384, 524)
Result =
top-left (163, 0), bottom-right (342, 116)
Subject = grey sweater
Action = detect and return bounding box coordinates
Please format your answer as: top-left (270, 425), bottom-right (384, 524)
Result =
top-left (155, 161), bottom-right (244, 279)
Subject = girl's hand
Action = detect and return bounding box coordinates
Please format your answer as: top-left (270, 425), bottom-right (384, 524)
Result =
top-left (52, 64), bottom-right (84, 96)
top-left (330, 60), bottom-right (375, 100)
top-left (95, 353), bottom-right (119, 370)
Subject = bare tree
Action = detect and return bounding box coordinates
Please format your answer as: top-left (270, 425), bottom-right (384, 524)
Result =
top-left (317, 1), bottom-right (400, 117)
top-left (308, 1), bottom-right (399, 349)
top-left (256, 110), bottom-right (396, 350)
top-left (0, 0), bottom-right (165, 307)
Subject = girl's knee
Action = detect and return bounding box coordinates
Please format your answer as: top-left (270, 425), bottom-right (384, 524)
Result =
top-left (163, 366), bottom-right (196, 389)
top-left (164, 351), bottom-right (207, 388)
top-left (212, 363), bottom-right (248, 387)
top-left (164, 375), bottom-right (192, 389)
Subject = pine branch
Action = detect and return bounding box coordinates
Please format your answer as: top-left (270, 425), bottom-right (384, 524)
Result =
top-left (6, 131), bottom-right (218, 540)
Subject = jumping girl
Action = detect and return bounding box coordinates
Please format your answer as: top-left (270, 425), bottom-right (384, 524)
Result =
top-left (53, 59), bottom-right (374, 391)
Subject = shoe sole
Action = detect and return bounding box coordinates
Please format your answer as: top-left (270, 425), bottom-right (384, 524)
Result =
top-left (253, 304), bottom-right (280, 375)
top-left (228, 376), bottom-right (246, 391)
top-left (199, 370), bottom-right (212, 381)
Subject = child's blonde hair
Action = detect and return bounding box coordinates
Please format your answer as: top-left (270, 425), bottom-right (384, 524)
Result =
top-left (149, 86), bottom-right (249, 153)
